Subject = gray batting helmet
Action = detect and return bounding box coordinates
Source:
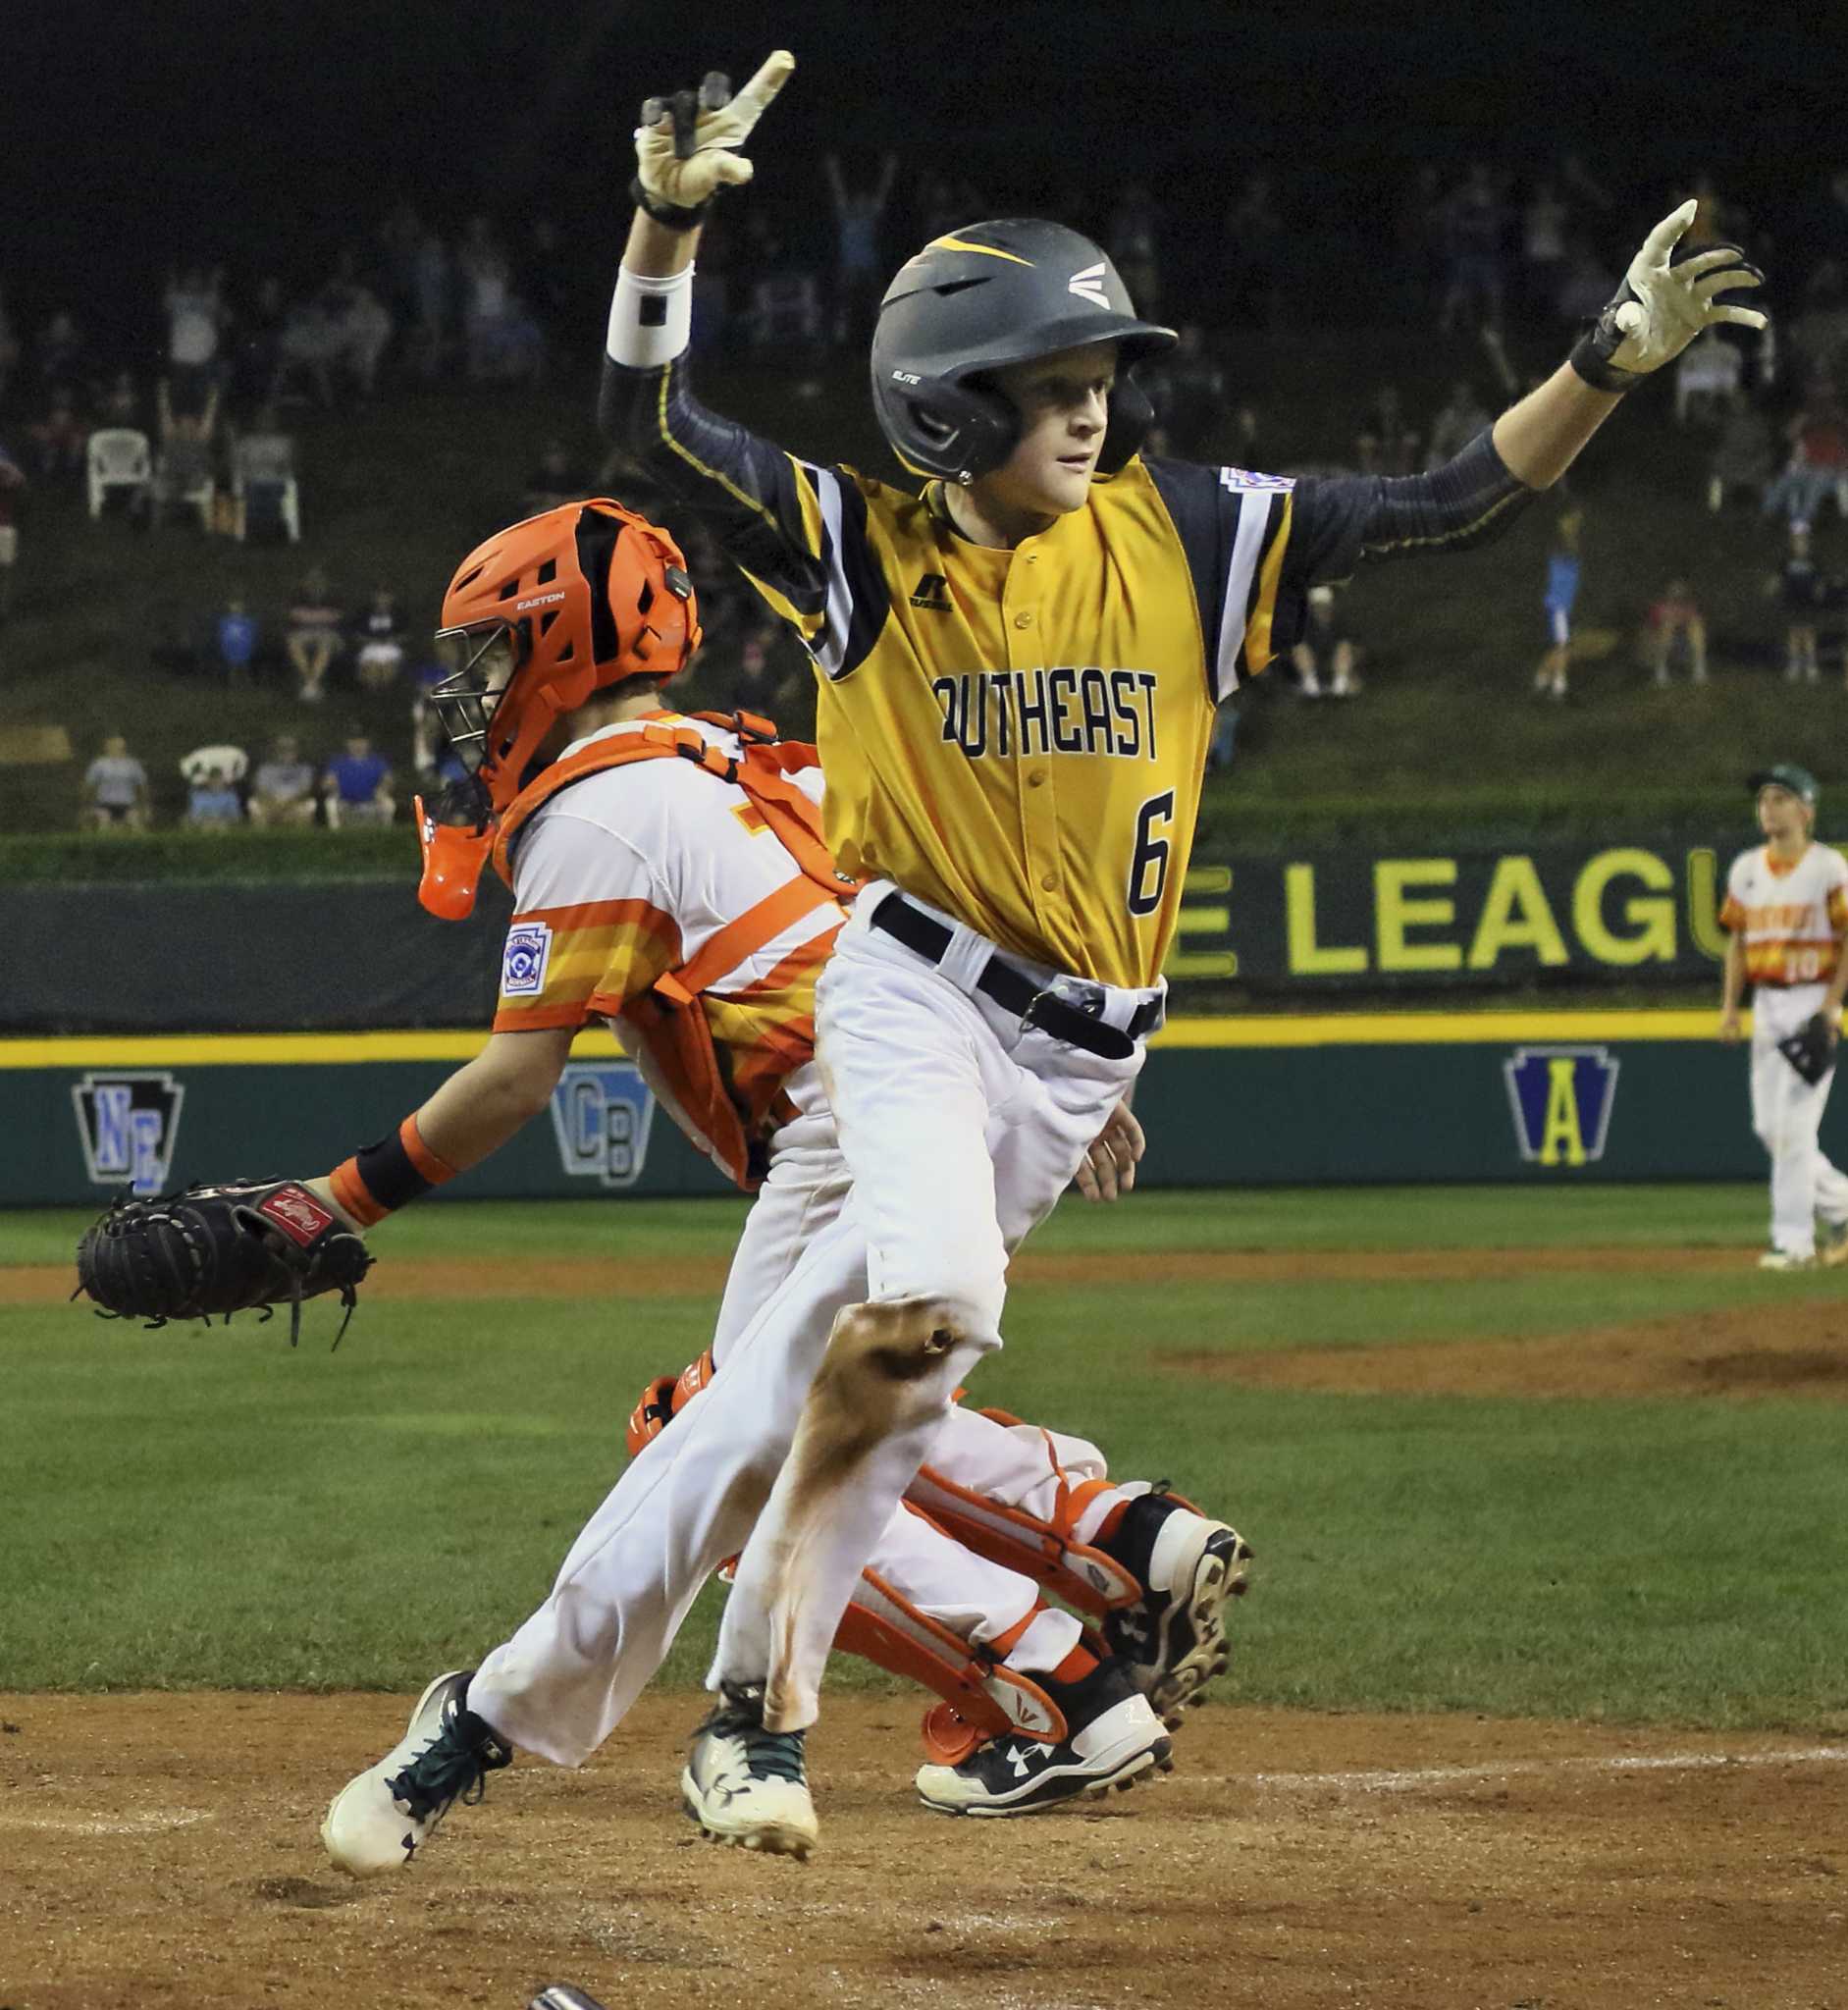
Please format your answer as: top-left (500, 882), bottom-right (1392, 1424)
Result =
top-left (870, 219), bottom-right (1177, 485)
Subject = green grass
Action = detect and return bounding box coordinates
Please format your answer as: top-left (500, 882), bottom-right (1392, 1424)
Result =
top-left (7, 1183), bottom-right (1847, 1727)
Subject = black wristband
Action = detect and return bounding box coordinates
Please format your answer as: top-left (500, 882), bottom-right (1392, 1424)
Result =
top-left (1567, 332), bottom-right (1642, 395)
top-left (350, 1128), bottom-right (436, 1212)
top-left (630, 176), bottom-right (709, 234)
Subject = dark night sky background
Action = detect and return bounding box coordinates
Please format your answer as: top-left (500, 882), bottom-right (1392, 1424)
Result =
top-left (6, 3), bottom-right (1843, 345)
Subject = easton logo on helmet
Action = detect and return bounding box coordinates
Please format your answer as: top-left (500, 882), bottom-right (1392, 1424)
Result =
top-left (1068, 262), bottom-right (1112, 308)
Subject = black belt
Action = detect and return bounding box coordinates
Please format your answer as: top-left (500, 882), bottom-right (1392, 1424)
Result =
top-left (869, 892), bottom-right (1162, 1060)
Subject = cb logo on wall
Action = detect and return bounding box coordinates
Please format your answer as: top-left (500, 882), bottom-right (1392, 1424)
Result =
top-left (71, 1071), bottom-right (186, 1196)
top-left (1504, 1046), bottom-right (1619, 1168)
top-left (548, 1062), bottom-right (657, 1190)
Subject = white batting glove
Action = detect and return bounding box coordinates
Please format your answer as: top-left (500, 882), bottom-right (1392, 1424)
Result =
top-left (633, 50), bottom-right (795, 225)
top-left (1569, 200), bottom-right (1767, 392)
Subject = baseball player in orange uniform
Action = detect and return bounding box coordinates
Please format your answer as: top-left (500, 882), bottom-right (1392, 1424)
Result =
top-left (1718, 764), bottom-right (1848, 1269)
top-left (595, 47), bottom-right (1768, 1794)
top-left (317, 499), bottom-right (1247, 1874)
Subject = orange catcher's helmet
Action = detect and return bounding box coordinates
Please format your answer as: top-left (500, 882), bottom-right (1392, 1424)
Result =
top-left (417, 498), bottom-right (701, 918)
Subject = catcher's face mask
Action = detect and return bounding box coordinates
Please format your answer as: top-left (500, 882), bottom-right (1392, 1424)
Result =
top-left (428, 620), bottom-right (523, 777)
top-left (414, 621), bottom-right (527, 922)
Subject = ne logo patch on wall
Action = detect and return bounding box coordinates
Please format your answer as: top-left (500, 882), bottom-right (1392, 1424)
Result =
top-left (501, 921), bottom-right (553, 998)
top-left (548, 1062), bottom-right (657, 1189)
top-left (1504, 1045), bottom-right (1619, 1168)
top-left (71, 1071), bottom-right (185, 1196)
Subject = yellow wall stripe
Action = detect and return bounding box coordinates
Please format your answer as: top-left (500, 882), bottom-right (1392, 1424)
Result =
top-left (0, 1010), bottom-right (1728, 1068)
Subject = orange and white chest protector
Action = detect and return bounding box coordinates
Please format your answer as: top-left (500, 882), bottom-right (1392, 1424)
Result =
top-left (464, 714), bottom-right (1152, 1769)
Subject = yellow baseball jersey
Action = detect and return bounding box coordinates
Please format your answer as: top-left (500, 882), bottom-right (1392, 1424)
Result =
top-left (1719, 841), bottom-right (1848, 987)
top-left (608, 351), bottom-right (1527, 988)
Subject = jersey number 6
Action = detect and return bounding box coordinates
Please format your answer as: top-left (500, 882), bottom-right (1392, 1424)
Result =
top-left (1128, 789), bottom-right (1176, 918)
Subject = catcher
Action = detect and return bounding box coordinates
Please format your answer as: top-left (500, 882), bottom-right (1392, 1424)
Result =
top-left (78, 497), bottom-right (1247, 1863)
top-left (1717, 763), bottom-right (1848, 1269)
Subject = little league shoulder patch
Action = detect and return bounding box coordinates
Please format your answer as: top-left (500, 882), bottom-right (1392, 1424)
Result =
top-left (501, 921), bottom-right (554, 998)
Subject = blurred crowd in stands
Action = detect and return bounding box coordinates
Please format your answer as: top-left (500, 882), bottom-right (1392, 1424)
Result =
top-left (79, 723), bottom-right (396, 833)
top-left (7, 154), bottom-right (1848, 821)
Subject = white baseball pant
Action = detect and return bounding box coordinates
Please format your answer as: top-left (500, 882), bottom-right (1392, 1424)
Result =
top-left (467, 1060), bottom-right (1125, 1763)
top-left (1749, 982), bottom-right (1848, 1258)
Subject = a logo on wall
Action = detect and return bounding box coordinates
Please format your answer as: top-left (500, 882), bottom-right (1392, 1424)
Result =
top-left (548, 1063), bottom-right (658, 1189)
top-left (1504, 1046), bottom-right (1619, 1169)
top-left (71, 1071), bottom-right (186, 1195)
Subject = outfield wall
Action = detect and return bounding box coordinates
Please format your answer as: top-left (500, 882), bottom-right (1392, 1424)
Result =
top-left (0, 1011), bottom-right (1804, 1208)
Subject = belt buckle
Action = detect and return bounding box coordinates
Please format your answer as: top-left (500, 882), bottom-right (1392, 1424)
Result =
top-left (1023, 975), bottom-right (1105, 1031)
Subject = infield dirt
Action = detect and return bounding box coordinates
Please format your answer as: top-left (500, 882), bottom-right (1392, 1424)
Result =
top-left (2, 1692), bottom-right (1842, 2010)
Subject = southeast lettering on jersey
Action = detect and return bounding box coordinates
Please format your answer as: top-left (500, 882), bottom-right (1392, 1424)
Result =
top-left (930, 667), bottom-right (1160, 763)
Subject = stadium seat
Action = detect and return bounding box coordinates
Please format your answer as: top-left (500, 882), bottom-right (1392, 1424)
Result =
top-left (85, 428), bottom-right (152, 521)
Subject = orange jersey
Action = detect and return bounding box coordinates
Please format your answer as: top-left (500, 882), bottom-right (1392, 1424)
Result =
top-left (1719, 841), bottom-right (1848, 986)
top-left (493, 713), bottom-right (847, 1156)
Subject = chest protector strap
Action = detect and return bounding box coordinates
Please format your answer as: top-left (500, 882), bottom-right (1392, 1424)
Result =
top-left (494, 713), bottom-right (856, 1191)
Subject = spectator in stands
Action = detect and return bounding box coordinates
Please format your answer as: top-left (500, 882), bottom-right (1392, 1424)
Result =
top-left (1227, 175), bottom-right (1286, 331)
top-left (458, 215), bottom-right (545, 384)
top-left (216, 593), bottom-right (258, 682)
top-left (1107, 181), bottom-right (1163, 314)
top-left (1555, 238), bottom-right (1618, 325)
top-left (1424, 380), bottom-right (1492, 470)
top-left (231, 406), bottom-right (296, 543)
top-left (232, 275), bottom-right (290, 406)
top-left (1142, 324), bottom-right (1227, 457)
top-left (247, 733), bottom-right (318, 826)
top-left (1814, 168), bottom-right (1848, 270)
top-left (410, 655), bottom-right (449, 778)
top-left (98, 370), bottom-right (141, 431)
top-left (1646, 579), bottom-right (1709, 687)
top-left (150, 377), bottom-right (220, 530)
top-left (1764, 389), bottom-right (1848, 525)
top-left (1534, 505), bottom-right (1583, 702)
top-left (26, 386), bottom-right (86, 482)
top-left (162, 265), bottom-right (226, 416)
top-left (80, 732), bottom-right (150, 831)
top-left (1789, 262), bottom-right (1848, 393)
top-left (182, 756), bottom-right (244, 827)
top-left (0, 284), bottom-right (19, 406)
top-left (1674, 328), bottom-right (1744, 425)
top-left (1519, 180), bottom-right (1570, 319)
top-left (34, 310), bottom-right (88, 398)
top-left (1355, 385), bottom-right (1420, 476)
top-left (523, 437), bottom-right (591, 516)
top-left (322, 728), bottom-right (395, 827)
top-left (1438, 163), bottom-right (1506, 333)
top-left (738, 211), bottom-right (825, 368)
top-left (354, 586), bottom-right (405, 692)
top-left (410, 223), bottom-right (453, 380)
top-left (286, 565), bottom-right (343, 703)
top-left (314, 248), bottom-right (395, 399)
top-left (0, 442), bottom-right (22, 622)
top-left (1771, 522), bottom-right (1825, 683)
top-left (1292, 583), bottom-right (1360, 698)
top-left (824, 151), bottom-right (898, 346)
top-left (1708, 402), bottom-right (1775, 511)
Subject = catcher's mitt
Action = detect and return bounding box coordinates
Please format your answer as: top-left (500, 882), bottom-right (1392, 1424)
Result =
top-left (74, 1180), bottom-right (373, 1347)
top-left (1777, 1013), bottom-right (1838, 1087)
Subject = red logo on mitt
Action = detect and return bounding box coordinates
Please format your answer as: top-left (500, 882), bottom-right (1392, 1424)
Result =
top-left (258, 1185), bottom-right (335, 1246)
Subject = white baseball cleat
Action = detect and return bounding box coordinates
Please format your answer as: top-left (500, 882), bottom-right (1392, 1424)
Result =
top-left (681, 1682), bottom-right (818, 1858)
top-left (1818, 1222), bottom-right (1848, 1268)
top-left (1758, 1249), bottom-right (1817, 1272)
top-left (321, 1669), bottom-right (512, 1877)
top-left (1099, 1491), bottom-right (1252, 1727)
top-left (915, 1656), bottom-right (1171, 1817)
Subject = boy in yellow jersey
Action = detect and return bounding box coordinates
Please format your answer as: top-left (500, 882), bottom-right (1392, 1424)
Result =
top-left (1718, 765), bottom-right (1848, 1269)
top-left (598, 49), bottom-right (1766, 1787)
top-left (312, 499), bottom-right (1246, 1872)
